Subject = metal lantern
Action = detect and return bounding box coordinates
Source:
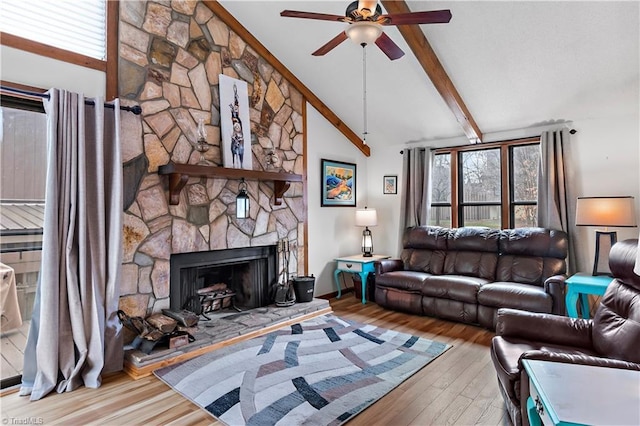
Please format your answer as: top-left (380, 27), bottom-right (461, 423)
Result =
top-left (236, 178), bottom-right (250, 219)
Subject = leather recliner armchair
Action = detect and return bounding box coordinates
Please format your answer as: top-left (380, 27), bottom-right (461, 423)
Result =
top-left (490, 239), bottom-right (640, 426)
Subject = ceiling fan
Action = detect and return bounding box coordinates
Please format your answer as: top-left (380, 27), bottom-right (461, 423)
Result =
top-left (280, 0), bottom-right (452, 60)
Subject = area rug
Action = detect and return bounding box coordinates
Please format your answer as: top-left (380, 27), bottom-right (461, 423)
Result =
top-left (154, 314), bottom-right (451, 426)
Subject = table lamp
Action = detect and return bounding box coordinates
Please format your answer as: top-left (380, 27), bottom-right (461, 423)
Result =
top-left (355, 206), bottom-right (377, 257)
top-left (575, 196), bottom-right (637, 275)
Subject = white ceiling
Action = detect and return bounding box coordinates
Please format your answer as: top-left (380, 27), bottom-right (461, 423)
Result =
top-left (218, 1), bottom-right (639, 150)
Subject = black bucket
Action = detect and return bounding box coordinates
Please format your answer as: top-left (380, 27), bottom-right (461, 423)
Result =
top-left (292, 275), bottom-right (315, 303)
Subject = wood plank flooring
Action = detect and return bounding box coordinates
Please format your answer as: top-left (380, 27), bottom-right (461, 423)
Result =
top-left (1, 320), bottom-right (29, 379)
top-left (1, 297), bottom-right (509, 425)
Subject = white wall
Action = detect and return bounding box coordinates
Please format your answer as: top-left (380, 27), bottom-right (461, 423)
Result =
top-left (569, 113), bottom-right (640, 271)
top-left (306, 104), bottom-right (372, 297)
top-left (367, 112), bottom-right (640, 275)
top-left (1, 46), bottom-right (105, 97)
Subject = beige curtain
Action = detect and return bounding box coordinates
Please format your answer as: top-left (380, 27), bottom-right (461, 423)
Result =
top-left (537, 128), bottom-right (577, 273)
top-left (399, 148), bottom-right (433, 239)
top-left (20, 89), bottom-right (123, 400)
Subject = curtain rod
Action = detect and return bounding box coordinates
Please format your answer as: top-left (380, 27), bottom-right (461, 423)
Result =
top-left (399, 129), bottom-right (577, 154)
top-left (0, 85), bottom-right (142, 115)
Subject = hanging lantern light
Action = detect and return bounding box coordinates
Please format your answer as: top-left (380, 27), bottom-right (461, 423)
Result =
top-left (236, 178), bottom-right (250, 219)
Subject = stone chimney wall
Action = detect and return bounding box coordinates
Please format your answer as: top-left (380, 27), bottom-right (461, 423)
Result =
top-left (117, 1), bottom-right (305, 316)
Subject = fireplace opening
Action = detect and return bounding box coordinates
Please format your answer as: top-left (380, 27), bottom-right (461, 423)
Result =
top-left (170, 245), bottom-right (278, 313)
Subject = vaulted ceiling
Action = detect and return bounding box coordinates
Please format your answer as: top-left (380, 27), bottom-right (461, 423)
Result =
top-left (217, 1), bottom-right (639, 152)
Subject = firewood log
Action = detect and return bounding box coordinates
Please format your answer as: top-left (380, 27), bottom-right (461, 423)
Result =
top-left (146, 313), bottom-right (177, 333)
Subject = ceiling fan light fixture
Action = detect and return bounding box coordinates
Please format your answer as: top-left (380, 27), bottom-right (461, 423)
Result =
top-left (346, 21), bottom-right (382, 46)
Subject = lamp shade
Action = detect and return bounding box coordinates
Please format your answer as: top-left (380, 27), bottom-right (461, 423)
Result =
top-left (575, 196), bottom-right (637, 227)
top-left (346, 21), bottom-right (382, 46)
top-left (355, 207), bottom-right (378, 227)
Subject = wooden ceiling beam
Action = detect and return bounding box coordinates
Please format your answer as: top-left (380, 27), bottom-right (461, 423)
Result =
top-left (205, 1), bottom-right (370, 156)
top-left (381, 0), bottom-right (483, 144)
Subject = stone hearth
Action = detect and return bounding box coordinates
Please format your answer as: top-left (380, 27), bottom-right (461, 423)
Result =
top-left (124, 298), bottom-right (330, 378)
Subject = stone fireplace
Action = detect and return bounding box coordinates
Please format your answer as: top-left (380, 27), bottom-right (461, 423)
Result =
top-left (117, 2), bottom-right (306, 319)
top-left (170, 245), bottom-right (278, 312)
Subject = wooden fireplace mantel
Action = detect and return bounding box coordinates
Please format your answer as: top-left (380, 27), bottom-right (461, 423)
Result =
top-left (157, 162), bottom-right (303, 206)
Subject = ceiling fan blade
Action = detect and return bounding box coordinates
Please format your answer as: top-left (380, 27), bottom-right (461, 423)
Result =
top-left (375, 32), bottom-right (404, 60)
top-left (280, 10), bottom-right (347, 22)
top-left (379, 9), bottom-right (452, 25)
top-left (312, 31), bottom-right (349, 56)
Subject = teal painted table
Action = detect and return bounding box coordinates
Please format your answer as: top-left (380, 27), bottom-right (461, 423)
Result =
top-left (333, 254), bottom-right (389, 304)
top-left (523, 359), bottom-right (640, 426)
top-left (565, 273), bottom-right (613, 318)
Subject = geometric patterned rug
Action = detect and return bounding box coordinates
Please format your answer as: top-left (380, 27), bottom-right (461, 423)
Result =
top-left (154, 314), bottom-right (451, 426)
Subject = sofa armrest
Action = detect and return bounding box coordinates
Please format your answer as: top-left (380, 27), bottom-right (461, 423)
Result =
top-left (544, 274), bottom-right (567, 315)
top-left (375, 259), bottom-right (404, 275)
top-left (495, 308), bottom-right (593, 349)
top-left (520, 350), bottom-right (640, 371)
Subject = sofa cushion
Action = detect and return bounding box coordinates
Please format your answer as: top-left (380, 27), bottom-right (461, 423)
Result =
top-left (375, 271), bottom-right (430, 293)
top-left (401, 248), bottom-right (446, 275)
top-left (422, 274), bottom-right (488, 303)
top-left (478, 282), bottom-right (553, 313)
top-left (403, 226), bottom-right (449, 250)
top-left (591, 240), bottom-right (640, 364)
top-left (592, 279), bottom-right (640, 363)
top-left (444, 251), bottom-right (498, 280)
top-left (448, 227), bottom-right (500, 252)
top-left (499, 227), bottom-right (568, 258)
top-left (497, 228), bottom-right (568, 285)
top-left (443, 227), bottom-right (500, 280)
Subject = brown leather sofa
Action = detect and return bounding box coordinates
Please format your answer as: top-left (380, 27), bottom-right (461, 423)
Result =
top-left (374, 226), bottom-right (568, 329)
top-left (491, 239), bottom-right (640, 426)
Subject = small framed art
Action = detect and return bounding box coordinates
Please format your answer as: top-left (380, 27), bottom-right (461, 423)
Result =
top-left (383, 175), bottom-right (397, 194)
top-left (321, 159), bottom-right (356, 207)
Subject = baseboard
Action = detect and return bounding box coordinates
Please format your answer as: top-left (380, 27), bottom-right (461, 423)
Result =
top-left (317, 287), bottom-right (354, 300)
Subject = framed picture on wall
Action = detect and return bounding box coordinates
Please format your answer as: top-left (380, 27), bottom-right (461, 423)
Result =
top-left (220, 74), bottom-right (253, 170)
top-left (383, 175), bottom-right (397, 194)
top-left (321, 159), bottom-right (356, 207)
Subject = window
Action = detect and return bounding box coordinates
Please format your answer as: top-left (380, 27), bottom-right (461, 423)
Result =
top-left (431, 139), bottom-right (540, 229)
top-left (0, 96), bottom-right (47, 388)
top-left (510, 144), bottom-right (539, 227)
top-left (430, 153), bottom-right (451, 227)
top-left (460, 148), bottom-right (501, 228)
top-left (0, 0), bottom-right (106, 60)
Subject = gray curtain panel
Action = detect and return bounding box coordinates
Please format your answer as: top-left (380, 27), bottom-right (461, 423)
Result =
top-left (20, 89), bottom-right (123, 400)
top-left (400, 148), bottom-right (433, 237)
top-left (537, 128), bottom-right (577, 273)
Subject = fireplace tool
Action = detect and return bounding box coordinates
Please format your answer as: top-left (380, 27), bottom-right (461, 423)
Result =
top-left (275, 239), bottom-right (296, 307)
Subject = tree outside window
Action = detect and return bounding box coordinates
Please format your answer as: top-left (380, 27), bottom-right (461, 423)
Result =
top-left (429, 139), bottom-right (540, 229)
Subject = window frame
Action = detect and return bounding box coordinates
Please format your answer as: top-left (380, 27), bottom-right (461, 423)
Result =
top-left (457, 147), bottom-right (502, 228)
top-left (432, 137), bottom-right (540, 229)
top-left (509, 143), bottom-right (540, 227)
top-left (0, 1), bottom-right (118, 99)
top-left (0, 93), bottom-right (46, 390)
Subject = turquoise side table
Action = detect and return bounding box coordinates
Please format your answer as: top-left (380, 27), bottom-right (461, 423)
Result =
top-left (333, 254), bottom-right (389, 304)
top-left (522, 359), bottom-right (640, 426)
top-left (565, 273), bottom-right (613, 318)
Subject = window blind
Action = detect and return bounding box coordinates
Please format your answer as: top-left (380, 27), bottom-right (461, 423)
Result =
top-left (0, 0), bottom-right (106, 60)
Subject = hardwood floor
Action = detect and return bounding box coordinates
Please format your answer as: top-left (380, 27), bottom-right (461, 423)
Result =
top-left (1, 297), bottom-right (509, 425)
top-left (1, 320), bottom-right (29, 380)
